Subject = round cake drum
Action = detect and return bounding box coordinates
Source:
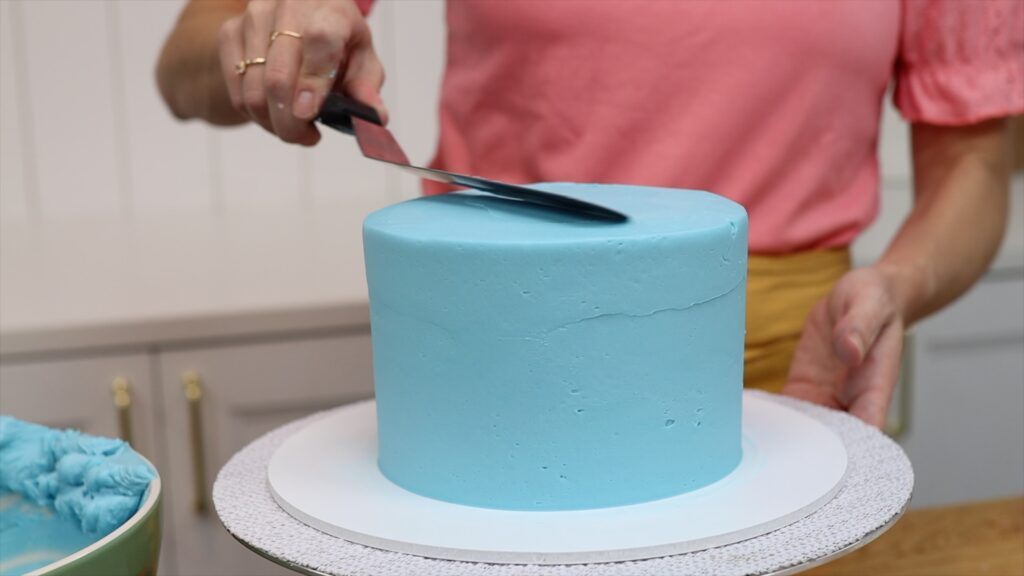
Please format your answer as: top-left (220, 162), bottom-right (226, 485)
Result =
top-left (267, 393), bottom-right (848, 564)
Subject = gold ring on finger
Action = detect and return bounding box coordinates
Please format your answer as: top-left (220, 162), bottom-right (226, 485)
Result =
top-left (235, 57), bottom-right (267, 76)
top-left (270, 30), bottom-right (303, 45)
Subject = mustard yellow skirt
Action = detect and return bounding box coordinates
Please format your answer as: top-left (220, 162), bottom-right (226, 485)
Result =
top-left (744, 248), bottom-right (851, 393)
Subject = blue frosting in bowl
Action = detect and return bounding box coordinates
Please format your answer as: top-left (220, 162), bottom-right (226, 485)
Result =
top-left (0, 416), bottom-right (155, 575)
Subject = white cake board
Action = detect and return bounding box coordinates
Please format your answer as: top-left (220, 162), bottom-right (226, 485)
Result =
top-left (214, 392), bottom-right (914, 576)
top-left (266, 394), bottom-right (847, 565)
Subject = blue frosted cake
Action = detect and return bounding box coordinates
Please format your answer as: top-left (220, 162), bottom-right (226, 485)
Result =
top-left (363, 183), bottom-right (747, 510)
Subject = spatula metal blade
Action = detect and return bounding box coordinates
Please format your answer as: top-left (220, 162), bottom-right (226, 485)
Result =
top-left (351, 118), bottom-right (627, 222)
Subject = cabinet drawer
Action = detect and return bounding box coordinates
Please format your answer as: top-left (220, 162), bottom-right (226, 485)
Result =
top-left (0, 353), bottom-right (157, 459)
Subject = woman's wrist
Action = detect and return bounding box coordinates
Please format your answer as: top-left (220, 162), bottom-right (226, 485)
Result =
top-left (873, 258), bottom-right (932, 327)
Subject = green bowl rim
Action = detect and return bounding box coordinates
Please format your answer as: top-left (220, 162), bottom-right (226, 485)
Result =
top-left (23, 452), bottom-right (162, 576)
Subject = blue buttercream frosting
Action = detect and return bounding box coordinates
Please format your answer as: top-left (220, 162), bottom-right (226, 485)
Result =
top-left (0, 416), bottom-right (155, 573)
top-left (364, 183), bottom-right (748, 510)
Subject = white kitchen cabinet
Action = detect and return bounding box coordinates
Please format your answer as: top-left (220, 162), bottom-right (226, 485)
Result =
top-left (17, 0), bottom-right (125, 220)
top-left (897, 274), bottom-right (1024, 508)
top-left (155, 333), bottom-right (374, 576)
top-left (0, 353), bottom-right (159, 460)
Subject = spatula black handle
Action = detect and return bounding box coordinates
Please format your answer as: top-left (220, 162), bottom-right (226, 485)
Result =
top-left (317, 93), bottom-right (383, 135)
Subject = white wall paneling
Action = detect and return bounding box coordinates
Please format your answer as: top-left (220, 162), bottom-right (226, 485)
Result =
top-left (1, 0), bottom-right (32, 223)
top-left (367, 0), bottom-right (400, 205)
top-left (216, 123), bottom-right (304, 212)
top-left (307, 0), bottom-right (394, 216)
top-left (19, 0), bottom-right (124, 221)
top-left (114, 0), bottom-right (215, 217)
top-left (388, 0), bottom-right (446, 200)
top-left (877, 91), bottom-right (912, 187)
top-left (3, 0), bottom-right (412, 226)
top-left (104, 1), bottom-right (133, 218)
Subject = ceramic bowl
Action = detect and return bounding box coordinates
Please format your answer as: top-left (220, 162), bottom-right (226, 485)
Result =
top-left (26, 456), bottom-right (162, 576)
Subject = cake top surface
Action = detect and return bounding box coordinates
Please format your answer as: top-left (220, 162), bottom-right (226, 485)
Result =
top-left (364, 183), bottom-right (746, 244)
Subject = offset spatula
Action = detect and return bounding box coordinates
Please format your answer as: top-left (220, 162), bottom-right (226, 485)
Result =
top-left (317, 94), bottom-right (627, 222)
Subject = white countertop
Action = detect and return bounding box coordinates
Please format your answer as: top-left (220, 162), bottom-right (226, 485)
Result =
top-left (2, 182), bottom-right (1021, 357)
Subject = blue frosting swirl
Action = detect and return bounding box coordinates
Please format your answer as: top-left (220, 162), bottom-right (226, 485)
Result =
top-left (0, 416), bottom-right (155, 536)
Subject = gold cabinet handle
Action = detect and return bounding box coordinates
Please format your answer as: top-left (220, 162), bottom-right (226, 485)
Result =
top-left (111, 377), bottom-right (134, 445)
top-left (182, 371), bottom-right (209, 514)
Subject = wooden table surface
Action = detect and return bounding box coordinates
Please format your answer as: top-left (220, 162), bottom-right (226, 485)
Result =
top-left (805, 496), bottom-right (1024, 576)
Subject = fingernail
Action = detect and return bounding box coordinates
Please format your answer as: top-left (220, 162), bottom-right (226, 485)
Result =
top-left (294, 90), bottom-right (316, 119)
top-left (849, 334), bottom-right (865, 361)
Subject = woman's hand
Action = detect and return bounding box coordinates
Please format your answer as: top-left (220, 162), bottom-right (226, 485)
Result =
top-left (782, 266), bottom-right (906, 428)
top-left (217, 0), bottom-right (387, 145)
top-left (782, 119), bottom-right (1010, 428)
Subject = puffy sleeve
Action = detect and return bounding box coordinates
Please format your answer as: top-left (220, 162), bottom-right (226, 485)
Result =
top-left (354, 0), bottom-right (375, 16)
top-left (894, 0), bottom-right (1024, 125)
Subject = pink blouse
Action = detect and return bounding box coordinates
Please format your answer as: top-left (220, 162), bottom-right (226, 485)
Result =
top-left (362, 0), bottom-right (1023, 253)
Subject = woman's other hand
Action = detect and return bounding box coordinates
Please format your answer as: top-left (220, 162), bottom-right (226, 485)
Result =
top-left (783, 266), bottom-right (905, 428)
top-left (219, 0), bottom-right (387, 145)
top-left (783, 118), bottom-right (1010, 428)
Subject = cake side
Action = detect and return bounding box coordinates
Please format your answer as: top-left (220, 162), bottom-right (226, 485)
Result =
top-left (363, 184), bottom-right (747, 510)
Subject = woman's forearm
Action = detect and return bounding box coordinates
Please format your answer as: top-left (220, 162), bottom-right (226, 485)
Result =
top-left (157, 0), bottom-right (248, 125)
top-left (877, 119), bottom-right (1011, 326)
